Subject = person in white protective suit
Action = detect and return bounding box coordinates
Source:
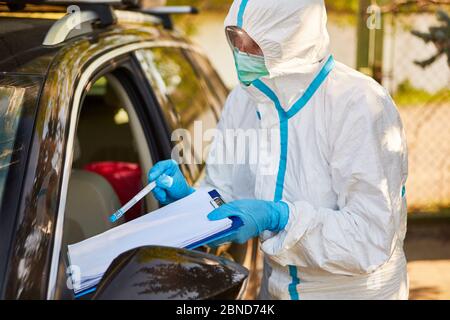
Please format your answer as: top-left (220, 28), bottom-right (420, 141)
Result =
top-left (148, 0), bottom-right (409, 300)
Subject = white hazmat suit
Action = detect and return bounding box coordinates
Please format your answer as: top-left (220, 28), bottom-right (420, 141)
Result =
top-left (202, 0), bottom-right (409, 300)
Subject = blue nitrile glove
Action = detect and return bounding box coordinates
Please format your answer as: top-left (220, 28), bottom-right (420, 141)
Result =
top-left (148, 159), bottom-right (195, 205)
top-left (207, 199), bottom-right (290, 245)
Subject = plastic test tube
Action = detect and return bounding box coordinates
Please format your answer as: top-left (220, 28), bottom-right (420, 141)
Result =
top-left (109, 181), bottom-right (157, 223)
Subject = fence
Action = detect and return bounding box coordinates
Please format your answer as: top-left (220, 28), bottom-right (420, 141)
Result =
top-left (379, 1), bottom-right (450, 213)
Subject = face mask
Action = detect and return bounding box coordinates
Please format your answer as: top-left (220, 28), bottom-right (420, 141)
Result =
top-left (233, 49), bottom-right (269, 86)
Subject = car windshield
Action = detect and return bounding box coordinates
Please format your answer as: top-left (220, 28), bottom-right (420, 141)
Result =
top-left (0, 77), bottom-right (40, 208)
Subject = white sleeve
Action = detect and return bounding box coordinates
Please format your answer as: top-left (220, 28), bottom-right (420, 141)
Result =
top-left (261, 86), bottom-right (408, 275)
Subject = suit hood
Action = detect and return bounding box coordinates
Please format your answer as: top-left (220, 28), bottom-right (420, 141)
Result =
top-left (224, 0), bottom-right (330, 78)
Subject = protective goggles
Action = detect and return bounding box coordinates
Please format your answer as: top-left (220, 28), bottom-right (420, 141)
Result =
top-left (225, 26), bottom-right (264, 57)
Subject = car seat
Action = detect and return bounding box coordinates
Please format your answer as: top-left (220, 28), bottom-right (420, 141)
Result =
top-left (63, 136), bottom-right (121, 246)
top-left (64, 170), bottom-right (121, 246)
top-left (83, 162), bottom-right (143, 221)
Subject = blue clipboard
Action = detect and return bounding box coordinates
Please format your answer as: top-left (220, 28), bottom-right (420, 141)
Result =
top-left (185, 216), bottom-right (243, 249)
top-left (186, 190), bottom-right (243, 249)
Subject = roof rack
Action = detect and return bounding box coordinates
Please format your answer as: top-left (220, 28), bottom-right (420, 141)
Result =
top-left (114, 9), bottom-right (162, 26)
top-left (138, 6), bottom-right (198, 30)
top-left (42, 9), bottom-right (98, 45)
top-left (42, 4), bottom-right (120, 45)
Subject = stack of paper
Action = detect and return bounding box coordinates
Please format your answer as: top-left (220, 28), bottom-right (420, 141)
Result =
top-left (67, 188), bottom-right (235, 296)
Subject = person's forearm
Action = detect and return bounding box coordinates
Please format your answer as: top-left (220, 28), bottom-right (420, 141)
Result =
top-left (261, 199), bottom-right (395, 276)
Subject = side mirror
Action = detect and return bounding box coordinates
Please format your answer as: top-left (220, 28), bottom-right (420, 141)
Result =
top-left (93, 246), bottom-right (249, 300)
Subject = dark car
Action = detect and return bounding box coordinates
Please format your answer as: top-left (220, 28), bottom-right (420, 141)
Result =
top-left (0, 0), bottom-right (256, 300)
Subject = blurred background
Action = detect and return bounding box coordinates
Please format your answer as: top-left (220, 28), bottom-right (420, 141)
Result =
top-left (162, 0), bottom-right (450, 299)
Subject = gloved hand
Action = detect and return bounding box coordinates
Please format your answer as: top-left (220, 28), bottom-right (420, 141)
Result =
top-left (148, 159), bottom-right (195, 205)
top-left (207, 199), bottom-right (289, 245)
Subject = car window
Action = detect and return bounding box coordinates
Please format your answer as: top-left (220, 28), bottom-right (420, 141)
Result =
top-left (0, 76), bottom-right (40, 289)
top-left (135, 47), bottom-right (220, 183)
top-left (0, 77), bottom-right (40, 211)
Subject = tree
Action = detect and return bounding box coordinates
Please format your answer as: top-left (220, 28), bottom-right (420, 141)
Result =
top-left (412, 9), bottom-right (450, 68)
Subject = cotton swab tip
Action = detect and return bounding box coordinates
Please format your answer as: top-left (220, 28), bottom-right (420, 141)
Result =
top-left (159, 174), bottom-right (174, 188)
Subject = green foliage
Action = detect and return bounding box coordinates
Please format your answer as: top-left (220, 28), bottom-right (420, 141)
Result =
top-left (393, 79), bottom-right (450, 107)
top-left (325, 0), bottom-right (358, 14)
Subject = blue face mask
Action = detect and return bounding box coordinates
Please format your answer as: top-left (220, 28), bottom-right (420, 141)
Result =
top-left (233, 49), bottom-right (269, 86)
